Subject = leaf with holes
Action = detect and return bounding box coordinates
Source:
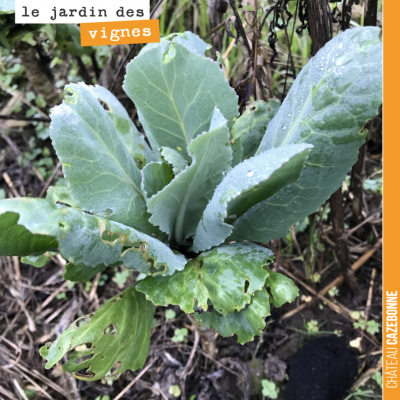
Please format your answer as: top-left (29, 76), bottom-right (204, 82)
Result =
top-left (194, 288), bottom-right (271, 344)
top-left (46, 186), bottom-right (80, 209)
top-left (89, 85), bottom-right (155, 169)
top-left (123, 41), bottom-right (238, 160)
top-left (139, 31), bottom-right (212, 58)
top-left (230, 27), bottom-right (383, 243)
top-left (137, 242), bottom-right (274, 315)
top-left (40, 284), bottom-right (155, 381)
top-left (265, 269), bottom-right (299, 308)
top-left (192, 143), bottom-right (312, 252)
top-left (50, 83), bottom-right (157, 235)
top-left (0, 198), bottom-right (186, 276)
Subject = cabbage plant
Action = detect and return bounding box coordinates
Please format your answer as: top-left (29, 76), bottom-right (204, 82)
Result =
top-left (0, 28), bottom-right (382, 381)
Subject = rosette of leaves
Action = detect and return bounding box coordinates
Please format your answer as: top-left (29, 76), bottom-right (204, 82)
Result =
top-left (0, 28), bottom-right (382, 380)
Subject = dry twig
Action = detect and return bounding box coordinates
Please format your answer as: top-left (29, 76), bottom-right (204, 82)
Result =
top-left (280, 239), bottom-right (382, 321)
top-left (114, 358), bottom-right (158, 400)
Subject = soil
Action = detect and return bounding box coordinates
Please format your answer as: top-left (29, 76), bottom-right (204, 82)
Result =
top-left (285, 336), bottom-right (358, 400)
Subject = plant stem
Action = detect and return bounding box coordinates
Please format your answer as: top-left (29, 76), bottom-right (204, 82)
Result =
top-left (228, 0), bottom-right (266, 99)
top-left (207, 0), bottom-right (224, 55)
top-left (351, 143), bottom-right (366, 229)
top-left (253, 0), bottom-right (258, 98)
top-left (305, 0), bottom-right (330, 56)
top-left (15, 41), bottom-right (62, 107)
top-left (305, 213), bottom-right (316, 279)
top-left (187, 314), bottom-right (217, 358)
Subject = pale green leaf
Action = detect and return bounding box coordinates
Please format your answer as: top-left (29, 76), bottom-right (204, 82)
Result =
top-left (137, 242), bottom-right (274, 315)
top-left (50, 83), bottom-right (157, 235)
top-left (232, 100), bottom-right (280, 160)
top-left (169, 31), bottom-right (211, 57)
top-left (139, 31), bottom-right (212, 58)
top-left (231, 136), bottom-right (243, 167)
top-left (123, 42), bottom-right (238, 160)
top-left (40, 284), bottom-right (155, 381)
top-left (21, 252), bottom-right (54, 268)
top-left (366, 320), bottom-right (380, 335)
top-left (114, 269), bottom-right (130, 286)
top-left (231, 27), bottom-right (382, 242)
top-left (165, 309), bottom-right (176, 320)
top-left (89, 85), bottom-right (155, 169)
top-left (46, 186), bottom-right (80, 209)
top-left (169, 385), bottom-right (182, 397)
top-left (265, 269), bottom-right (299, 307)
top-left (209, 107), bottom-right (228, 131)
top-left (148, 122), bottom-right (232, 244)
top-left (192, 144), bottom-right (312, 252)
top-left (141, 162), bottom-right (173, 200)
top-left (194, 288), bottom-right (271, 344)
top-left (262, 379), bottom-right (279, 399)
top-left (39, 24), bottom-right (57, 45)
top-left (213, 105), bottom-right (244, 167)
top-left (161, 147), bottom-right (188, 175)
top-left (21, 32), bottom-right (37, 46)
top-left (0, 198), bottom-right (186, 276)
top-left (363, 177), bottom-right (382, 194)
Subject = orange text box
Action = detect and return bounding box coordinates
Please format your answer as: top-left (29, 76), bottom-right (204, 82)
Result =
top-left (80, 19), bottom-right (160, 46)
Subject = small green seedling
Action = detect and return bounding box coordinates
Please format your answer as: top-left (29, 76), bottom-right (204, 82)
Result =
top-left (56, 292), bottom-right (66, 300)
top-left (329, 286), bottom-right (339, 297)
top-left (372, 371), bottom-right (382, 388)
top-left (84, 281), bottom-right (92, 292)
top-left (67, 281), bottom-right (75, 289)
top-left (262, 379), bottom-right (279, 399)
top-left (169, 385), bottom-right (182, 397)
top-left (363, 177), bottom-right (383, 195)
top-left (351, 312), bottom-right (380, 335)
top-left (165, 309), bottom-right (177, 320)
top-left (98, 273), bottom-right (108, 287)
top-left (311, 272), bottom-right (321, 283)
top-left (113, 269), bottom-right (130, 287)
top-left (171, 328), bottom-right (188, 343)
top-left (305, 320), bottom-right (319, 334)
